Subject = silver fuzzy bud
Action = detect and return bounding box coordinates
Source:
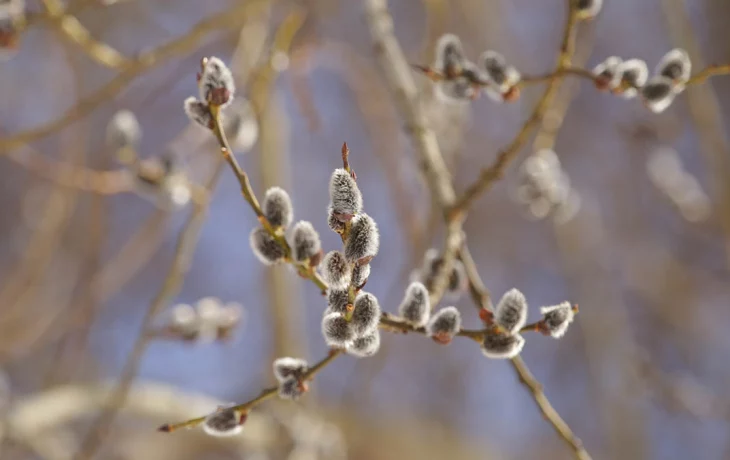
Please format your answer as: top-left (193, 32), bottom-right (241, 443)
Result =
top-left (436, 73), bottom-right (478, 103)
top-left (612, 59), bottom-right (649, 99)
top-left (273, 357), bottom-right (308, 383)
top-left (495, 288), bottom-right (528, 334)
top-left (351, 291), bottom-right (381, 337)
top-left (344, 213), bottom-right (380, 264)
top-left (199, 56), bottom-right (235, 108)
top-left (326, 288), bottom-right (350, 315)
top-left (656, 48), bottom-right (691, 88)
top-left (351, 263), bottom-right (370, 288)
top-left (321, 311), bottom-right (355, 347)
top-left (290, 221), bottom-right (321, 263)
top-left (481, 332), bottom-right (525, 359)
top-left (327, 205), bottom-right (346, 233)
top-left (202, 407), bottom-right (245, 437)
top-left (346, 330), bottom-right (381, 358)
top-left (262, 186), bottom-right (293, 228)
top-left (106, 109), bottom-right (141, 150)
top-left (641, 76), bottom-right (676, 114)
top-left (328, 169), bottom-right (363, 218)
top-left (321, 251), bottom-right (351, 289)
top-left (398, 282), bottom-right (430, 327)
top-left (433, 33), bottom-right (466, 78)
top-left (540, 302), bottom-right (575, 338)
top-left (592, 56), bottom-right (622, 87)
top-left (249, 227), bottom-right (286, 265)
top-left (278, 377), bottom-right (308, 401)
top-left (183, 97), bottom-right (212, 128)
top-left (480, 50), bottom-right (521, 93)
top-left (426, 306), bottom-right (462, 344)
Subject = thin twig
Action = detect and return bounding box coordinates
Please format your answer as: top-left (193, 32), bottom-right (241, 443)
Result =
top-left (363, 1), bottom-right (591, 459)
top-left (450, 1), bottom-right (581, 215)
top-left (158, 349), bottom-right (344, 433)
top-left (73, 157), bottom-right (227, 460)
top-left (40, 0), bottom-right (130, 69)
top-left (0, 0), bottom-right (270, 152)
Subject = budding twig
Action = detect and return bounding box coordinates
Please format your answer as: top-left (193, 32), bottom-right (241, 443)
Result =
top-left (159, 349), bottom-right (343, 433)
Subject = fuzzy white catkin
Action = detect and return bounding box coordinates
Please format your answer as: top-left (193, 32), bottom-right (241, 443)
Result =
top-left (327, 288), bottom-right (350, 315)
top-left (106, 109), bottom-right (141, 150)
top-left (344, 213), bottom-right (380, 263)
top-left (433, 33), bottom-right (465, 76)
top-left (641, 76), bottom-right (676, 113)
top-left (170, 303), bottom-right (199, 338)
top-left (398, 282), bottom-right (430, 327)
top-left (593, 56), bottom-right (622, 82)
top-left (262, 187), bottom-right (293, 228)
top-left (199, 56), bottom-right (235, 108)
top-left (346, 330), bottom-right (381, 358)
top-left (351, 292), bottom-right (381, 337)
top-left (495, 288), bottom-right (528, 334)
top-left (290, 221), bottom-right (321, 262)
top-left (613, 59), bottom-right (649, 99)
top-left (656, 48), bottom-right (691, 87)
top-left (321, 312), bottom-right (355, 347)
top-left (183, 97), bottom-right (212, 128)
top-left (436, 75), bottom-right (477, 103)
top-left (540, 302), bottom-right (575, 338)
top-left (576, 0), bottom-right (603, 19)
top-left (202, 407), bottom-right (244, 437)
top-left (250, 227), bottom-right (286, 265)
top-left (480, 50), bottom-right (521, 95)
top-left (327, 205), bottom-right (346, 233)
top-left (481, 332), bottom-right (525, 359)
top-left (426, 306), bottom-right (462, 343)
top-left (321, 251), bottom-right (351, 289)
top-left (278, 377), bottom-right (306, 400)
top-left (273, 357), bottom-right (308, 383)
top-left (351, 263), bottom-right (370, 288)
top-left (328, 169), bottom-right (363, 217)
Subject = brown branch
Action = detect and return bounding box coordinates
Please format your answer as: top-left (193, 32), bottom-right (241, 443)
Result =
top-left (5, 142), bottom-right (134, 195)
top-left (450, 1), bottom-right (581, 215)
top-left (158, 349), bottom-right (344, 433)
top-left (364, 1), bottom-right (591, 459)
top-left (73, 157), bottom-right (227, 460)
top-left (40, 0), bottom-right (130, 69)
top-left (0, 0), bottom-right (270, 152)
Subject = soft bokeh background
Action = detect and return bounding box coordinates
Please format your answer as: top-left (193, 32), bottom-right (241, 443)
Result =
top-left (1, 0), bottom-right (729, 459)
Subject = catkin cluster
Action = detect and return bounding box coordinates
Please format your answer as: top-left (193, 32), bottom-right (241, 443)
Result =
top-left (321, 164), bottom-right (382, 358)
top-left (421, 2), bottom-right (697, 117)
top-left (163, 56), bottom-right (584, 439)
top-left (273, 357), bottom-right (310, 400)
top-left (430, 34), bottom-right (521, 103)
top-left (167, 297), bottom-right (244, 343)
top-left (593, 48), bottom-right (692, 113)
top-left (515, 149), bottom-right (581, 223)
top-left (481, 289), bottom-right (577, 358)
top-left (249, 187), bottom-right (323, 267)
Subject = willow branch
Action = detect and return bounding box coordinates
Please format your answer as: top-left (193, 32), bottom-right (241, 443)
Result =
top-left (41, 0), bottom-right (130, 69)
top-left (0, 0), bottom-right (270, 152)
top-left (363, 1), bottom-right (590, 459)
top-left (158, 349), bottom-right (344, 433)
top-left (450, 1), bottom-right (580, 215)
top-left (73, 157), bottom-right (227, 460)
